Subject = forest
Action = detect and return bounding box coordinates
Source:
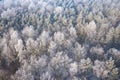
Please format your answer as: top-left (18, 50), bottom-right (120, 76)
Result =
top-left (0, 0), bottom-right (120, 80)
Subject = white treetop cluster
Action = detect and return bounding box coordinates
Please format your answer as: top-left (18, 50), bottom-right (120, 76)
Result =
top-left (0, 0), bottom-right (120, 80)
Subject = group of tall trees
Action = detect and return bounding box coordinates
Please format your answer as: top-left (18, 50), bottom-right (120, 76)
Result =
top-left (0, 0), bottom-right (120, 80)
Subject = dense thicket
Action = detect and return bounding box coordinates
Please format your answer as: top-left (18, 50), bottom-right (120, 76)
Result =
top-left (0, 0), bottom-right (120, 80)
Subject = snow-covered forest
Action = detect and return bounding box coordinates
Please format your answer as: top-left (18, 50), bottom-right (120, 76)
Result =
top-left (0, 0), bottom-right (120, 80)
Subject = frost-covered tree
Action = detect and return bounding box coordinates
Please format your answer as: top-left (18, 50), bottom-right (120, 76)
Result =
top-left (0, 0), bottom-right (120, 80)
